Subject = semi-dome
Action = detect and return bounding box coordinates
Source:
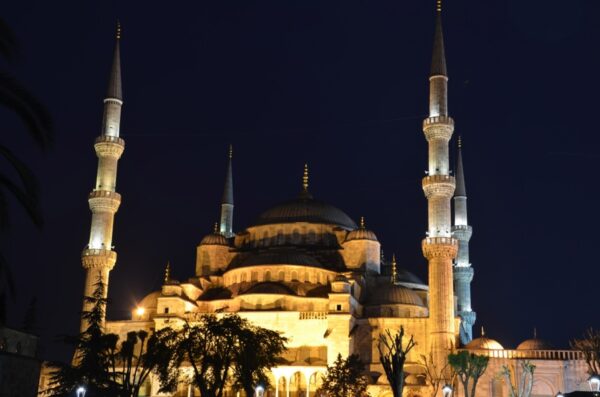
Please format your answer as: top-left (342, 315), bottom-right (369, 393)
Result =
top-left (255, 196), bottom-right (357, 230)
top-left (517, 338), bottom-right (552, 350)
top-left (229, 250), bottom-right (323, 270)
top-left (366, 281), bottom-right (425, 307)
top-left (466, 336), bottom-right (504, 350)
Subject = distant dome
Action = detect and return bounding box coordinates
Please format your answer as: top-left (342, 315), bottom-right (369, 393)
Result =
top-left (255, 196), bottom-right (357, 230)
top-left (345, 228), bottom-right (378, 242)
top-left (138, 291), bottom-right (160, 309)
top-left (466, 337), bottom-right (504, 350)
top-left (200, 232), bottom-right (229, 246)
top-left (366, 282), bottom-right (425, 307)
top-left (517, 338), bottom-right (552, 350)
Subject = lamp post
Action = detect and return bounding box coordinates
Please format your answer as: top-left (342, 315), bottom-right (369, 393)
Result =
top-left (442, 384), bottom-right (453, 397)
top-left (255, 385), bottom-right (264, 397)
top-left (589, 375), bottom-right (600, 394)
top-left (76, 386), bottom-right (86, 397)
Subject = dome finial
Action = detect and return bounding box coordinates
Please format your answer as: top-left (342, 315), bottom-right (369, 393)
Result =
top-left (481, 326), bottom-right (485, 337)
top-left (302, 163), bottom-right (309, 192)
top-left (391, 253), bottom-right (398, 284)
top-left (116, 19), bottom-right (122, 40)
top-left (164, 261), bottom-right (171, 284)
top-left (213, 222), bottom-right (219, 234)
top-left (360, 216), bottom-right (366, 229)
top-left (533, 327), bottom-right (537, 339)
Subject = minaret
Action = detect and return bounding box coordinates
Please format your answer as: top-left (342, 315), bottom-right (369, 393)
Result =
top-left (80, 23), bottom-right (125, 329)
top-left (452, 137), bottom-right (476, 344)
top-left (421, 1), bottom-right (458, 373)
top-left (219, 145), bottom-right (234, 238)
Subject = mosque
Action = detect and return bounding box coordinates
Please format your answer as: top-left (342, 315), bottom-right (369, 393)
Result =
top-left (42, 5), bottom-right (592, 397)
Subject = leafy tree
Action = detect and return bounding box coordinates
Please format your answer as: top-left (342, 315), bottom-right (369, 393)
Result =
top-left (571, 328), bottom-right (600, 375)
top-left (46, 275), bottom-right (177, 397)
top-left (377, 326), bottom-right (416, 397)
top-left (232, 323), bottom-right (287, 397)
top-left (0, 17), bottom-right (53, 325)
top-left (501, 361), bottom-right (536, 397)
top-left (318, 353), bottom-right (370, 397)
top-left (448, 351), bottom-right (489, 397)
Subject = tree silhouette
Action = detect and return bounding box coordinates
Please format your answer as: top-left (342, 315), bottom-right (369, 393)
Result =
top-left (318, 353), bottom-right (369, 397)
top-left (377, 326), bottom-right (416, 397)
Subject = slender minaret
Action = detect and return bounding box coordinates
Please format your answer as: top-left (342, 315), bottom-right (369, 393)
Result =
top-left (421, 1), bottom-right (458, 373)
top-left (452, 137), bottom-right (476, 344)
top-left (219, 145), bottom-right (234, 238)
top-left (80, 23), bottom-right (125, 330)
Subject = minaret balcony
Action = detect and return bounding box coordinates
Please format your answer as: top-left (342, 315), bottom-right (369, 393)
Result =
top-left (423, 116), bottom-right (454, 141)
top-left (81, 248), bottom-right (117, 270)
top-left (422, 175), bottom-right (455, 198)
top-left (88, 190), bottom-right (121, 213)
top-left (454, 266), bottom-right (474, 282)
top-left (452, 225), bottom-right (473, 240)
top-left (94, 135), bottom-right (125, 158)
top-left (422, 237), bottom-right (458, 259)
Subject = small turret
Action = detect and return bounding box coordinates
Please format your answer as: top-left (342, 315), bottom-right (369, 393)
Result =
top-left (342, 216), bottom-right (381, 274)
top-left (196, 223), bottom-right (230, 276)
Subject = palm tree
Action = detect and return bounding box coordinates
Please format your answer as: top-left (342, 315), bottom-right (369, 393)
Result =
top-left (0, 17), bottom-right (53, 325)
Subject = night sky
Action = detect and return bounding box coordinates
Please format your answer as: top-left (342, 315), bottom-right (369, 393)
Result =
top-left (3, 0), bottom-right (600, 361)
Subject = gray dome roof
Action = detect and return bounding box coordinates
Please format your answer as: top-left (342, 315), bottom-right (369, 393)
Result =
top-left (200, 232), bottom-right (229, 246)
top-left (242, 282), bottom-right (296, 296)
top-left (366, 282), bottom-right (424, 307)
top-left (345, 228), bottom-right (378, 242)
top-left (517, 338), bottom-right (552, 350)
top-left (466, 337), bottom-right (504, 350)
top-left (255, 197), bottom-right (357, 230)
top-left (229, 250), bottom-right (323, 270)
top-left (138, 291), bottom-right (160, 309)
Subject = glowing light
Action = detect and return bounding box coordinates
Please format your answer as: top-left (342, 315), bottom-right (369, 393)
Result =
top-left (76, 386), bottom-right (86, 397)
top-left (589, 375), bottom-right (600, 392)
top-left (556, 392), bottom-right (564, 397)
top-left (442, 385), bottom-right (453, 397)
top-left (255, 385), bottom-right (264, 397)
top-left (135, 307), bottom-right (145, 317)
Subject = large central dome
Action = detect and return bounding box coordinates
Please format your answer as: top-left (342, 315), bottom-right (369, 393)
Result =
top-left (255, 196), bottom-right (357, 230)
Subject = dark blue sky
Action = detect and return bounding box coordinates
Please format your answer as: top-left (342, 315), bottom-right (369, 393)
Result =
top-left (3, 0), bottom-right (599, 360)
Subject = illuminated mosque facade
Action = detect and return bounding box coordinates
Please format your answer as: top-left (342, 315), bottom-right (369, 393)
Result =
top-left (47, 6), bottom-right (592, 397)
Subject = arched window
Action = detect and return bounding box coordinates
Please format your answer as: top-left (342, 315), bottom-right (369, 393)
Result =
top-left (265, 270), bottom-right (271, 281)
top-left (278, 271), bottom-right (285, 281)
top-left (291, 271), bottom-right (298, 281)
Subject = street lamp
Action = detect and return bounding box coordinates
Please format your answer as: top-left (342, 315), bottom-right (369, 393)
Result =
top-left (442, 384), bottom-right (453, 397)
top-left (255, 385), bottom-right (264, 397)
top-left (76, 386), bottom-right (86, 397)
top-left (589, 375), bottom-right (600, 393)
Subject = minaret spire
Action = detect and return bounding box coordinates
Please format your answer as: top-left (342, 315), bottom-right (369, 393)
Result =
top-left (80, 25), bottom-right (126, 330)
top-left (219, 145), bottom-right (234, 238)
top-left (421, 1), bottom-right (458, 376)
top-left (452, 137), bottom-right (476, 345)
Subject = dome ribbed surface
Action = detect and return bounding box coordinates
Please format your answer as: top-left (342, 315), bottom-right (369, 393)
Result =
top-left (200, 233), bottom-right (229, 246)
top-left (366, 282), bottom-right (424, 307)
top-left (517, 338), bottom-right (552, 350)
top-left (466, 337), bottom-right (504, 350)
top-left (138, 291), bottom-right (160, 309)
top-left (255, 197), bottom-right (357, 230)
top-left (345, 228), bottom-right (378, 242)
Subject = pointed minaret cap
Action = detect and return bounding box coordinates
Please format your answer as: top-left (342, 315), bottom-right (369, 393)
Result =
top-left (455, 136), bottom-right (467, 197)
top-left (430, 3), bottom-right (447, 77)
top-left (221, 145), bottom-right (234, 205)
top-left (106, 20), bottom-right (123, 101)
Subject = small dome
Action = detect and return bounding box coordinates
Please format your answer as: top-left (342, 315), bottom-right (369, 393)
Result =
top-left (334, 274), bottom-right (349, 282)
top-left (200, 232), bottom-right (229, 246)
top-left (466, 337), bottom-right (504, 350)
top-left (255, 197), bottom-right (357, 230)
top-left (366, 282), bottom-right (424, 307)
top-left (345, 217), bottom-right (378, 242)
top-left (517, 338), bottom-right (552, 350)
top-left (138, 291), bottom-right (160, 309)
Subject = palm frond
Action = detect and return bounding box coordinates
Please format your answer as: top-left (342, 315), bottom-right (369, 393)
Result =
top-left (0, 72), bottom-right (53, 149)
